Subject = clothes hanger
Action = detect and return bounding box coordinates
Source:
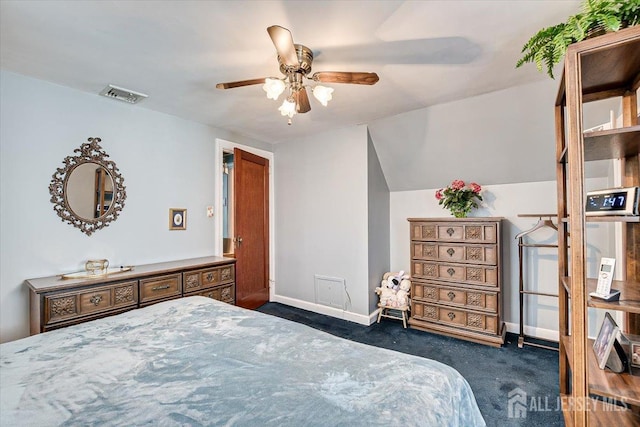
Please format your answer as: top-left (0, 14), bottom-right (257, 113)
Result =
top-left (515, 215), bottom-right (558, 240)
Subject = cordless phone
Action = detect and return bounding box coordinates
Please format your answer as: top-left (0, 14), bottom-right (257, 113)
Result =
top-left (590, 257), bottom-right (620, 301)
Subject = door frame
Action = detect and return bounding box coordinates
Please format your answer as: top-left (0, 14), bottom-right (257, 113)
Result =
top-left (214, 138), bottom-right (275, 300)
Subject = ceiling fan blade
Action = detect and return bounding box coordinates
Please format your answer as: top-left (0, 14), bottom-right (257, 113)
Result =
top-left (215, 78), bottom-right (266, 89)
top-left (295, 88), bottom-right (311, 113)
top-left (311, 71), bottom-right (379, 85)
top-left (267, 25), bottom-right (298, 67)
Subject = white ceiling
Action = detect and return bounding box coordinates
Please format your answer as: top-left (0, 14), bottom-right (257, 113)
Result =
top-left (0, 0), bottom-right (581, 145)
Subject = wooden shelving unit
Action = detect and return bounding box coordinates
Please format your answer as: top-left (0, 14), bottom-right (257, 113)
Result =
top-left (555, 26), bottom-right (640, 426)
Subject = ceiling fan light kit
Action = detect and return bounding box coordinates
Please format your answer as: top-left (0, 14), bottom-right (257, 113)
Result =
top-left (216, 25), bottom-right (379, 125)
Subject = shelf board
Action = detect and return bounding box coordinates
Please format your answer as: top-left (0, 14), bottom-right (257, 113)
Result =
top-left (585, 216), bottom-right (640, 223)
top-left (560, 393), bottom-right (640, 427)
top-left (556, 27), bottom-right (640, 106)
top-left (562, 336), bottom-right (640, 406)
top-left (587, 279), bottom-right (640, 314)
top-left (579, 27), bottom-right (640, 98)
top-left (560, 216), bottom-right (640, 223)
top-left (561, 277), bottom-right (640, 314)
top-left (557, 126), bottom-right (640, 163)
top-left (583, 126), bottom-right (640, 162)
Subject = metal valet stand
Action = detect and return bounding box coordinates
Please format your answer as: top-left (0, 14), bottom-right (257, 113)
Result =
top-left (516, 214), bottom-right (560, 351)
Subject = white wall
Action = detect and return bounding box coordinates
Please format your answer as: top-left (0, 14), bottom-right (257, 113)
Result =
top-left (367, 132), bottom-right (390, 313)
top-left (369, 79), bottom-right (620, 191)
top-left (273, 126), bottom-right (373, 323)
top-left (390, 178), bottom-right (614, 340)
top-left (0, 70), bottom-right (269, 342)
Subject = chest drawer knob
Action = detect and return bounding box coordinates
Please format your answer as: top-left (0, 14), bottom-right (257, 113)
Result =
top-left (447, 268), bottom-right (456, 276)
top-left (447, 312), bottom-right (456, 320)
top-left (447, 248), bottom-right (455, 257)
top-left (447, 291), bottom-right (456, 301)
top-left (152, 284), bottom-right (170, 291)
top-left (89, 295), bottom-right (103, 306)
top-left (446, 227), bottom-right (455, 236)
top-left (206, 273), bottom-right (214, 282)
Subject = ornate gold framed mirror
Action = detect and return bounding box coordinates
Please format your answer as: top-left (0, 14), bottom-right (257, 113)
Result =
top-left (49, 137), bottom-right (126, 236)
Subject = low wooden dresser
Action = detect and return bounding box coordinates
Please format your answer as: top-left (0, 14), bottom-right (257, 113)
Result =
top-left (408, 218), bottom-right (505, 347)
top-left (26, 256), bottom-right (236, 334)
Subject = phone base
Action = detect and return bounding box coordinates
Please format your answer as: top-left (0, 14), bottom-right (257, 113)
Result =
top-left (589, 289), bottom-right (621, 302)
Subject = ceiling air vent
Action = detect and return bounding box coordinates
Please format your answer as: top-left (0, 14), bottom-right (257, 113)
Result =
top-left (99, 84), bottom-right (148, 104)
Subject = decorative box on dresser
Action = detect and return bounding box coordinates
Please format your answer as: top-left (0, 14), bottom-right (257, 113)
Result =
top-left (408, 217), bottom-right (506, 347)
top-left (26, 256), bottom-right (236, 334)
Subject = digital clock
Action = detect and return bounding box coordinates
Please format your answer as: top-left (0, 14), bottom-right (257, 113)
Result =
top-left (585, 187), bottom-right (639, 216)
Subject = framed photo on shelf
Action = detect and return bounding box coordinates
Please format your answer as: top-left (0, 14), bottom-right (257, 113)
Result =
top-left (169, 208), bottom-right (187, 230)
top-left (593, 312), bottom-right (619, 370)
top-left (630, 337), bottom-right (640, 369)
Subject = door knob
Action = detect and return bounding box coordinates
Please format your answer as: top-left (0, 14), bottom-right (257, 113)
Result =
top-left (236, 236), bottom-right (243, 247)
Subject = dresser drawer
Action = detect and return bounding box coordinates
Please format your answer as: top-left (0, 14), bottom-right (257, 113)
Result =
top-left (411, 261), bottom-right (498, 287)
top-left (139, 273), bottom-right (182, 304)
top-left (44, 280), bottom-right (138, 326)
top-left (412, 242), bottom-right (497, 265)
top-left (412, 301), bottom-right (499, 335)
top-left (412, 281), bottom-right (498, 313)
top-left (410, 221), bottom-right (497, 244)
top-left (195, 283), bottom-right (235, 304)
top-left (183, 264), bottom-right (235, 293)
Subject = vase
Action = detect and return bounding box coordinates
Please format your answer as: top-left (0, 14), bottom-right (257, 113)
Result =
top-left (452, 211), bottom-right (467, 218)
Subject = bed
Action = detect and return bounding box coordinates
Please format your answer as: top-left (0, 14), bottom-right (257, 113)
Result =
top-left (0, 296), bottom-right (485, 426)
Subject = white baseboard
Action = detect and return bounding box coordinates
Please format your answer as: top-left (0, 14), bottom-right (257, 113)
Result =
top-left (505, 321), bottom-right (559, 342)
top-left (268, 297), bottom-right (560, 341)
top-left (270, 294), bottom-right (375, 326)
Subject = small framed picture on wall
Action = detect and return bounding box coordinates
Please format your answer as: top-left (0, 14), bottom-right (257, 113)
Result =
top-left (169, 208), bottom-right (187, 230)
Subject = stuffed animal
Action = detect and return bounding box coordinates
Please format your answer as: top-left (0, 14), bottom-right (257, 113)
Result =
top-left (382, 271), bottom-right (410, 292)
top-left (395, 279), bottom-right (411, 307)
top-left (375, 279), bottom-right (396, 307)
top-left (377, 271), bottom-right (411, 307)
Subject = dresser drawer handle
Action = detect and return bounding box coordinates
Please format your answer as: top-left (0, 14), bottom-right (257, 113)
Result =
top-left (446, 228), bottom-right (455, 236)
top-left (447, 268), bottom-right (456, 276)
top-left (89, 295), bottom-right (103, 306)
top-left (447, 291), bottom-right (456, 301)
top-left (448, 312), bottom-right (456, 320)
top-left (447, 248), bottom-right (455, 257)
top-left (206, 273), bottom-right (214, 282)
top-left (152, 284), bottom-right (171, 291)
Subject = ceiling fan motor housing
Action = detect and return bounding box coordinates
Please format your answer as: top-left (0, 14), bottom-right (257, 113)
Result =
top-left (279, 44), bottom-right (313, 76)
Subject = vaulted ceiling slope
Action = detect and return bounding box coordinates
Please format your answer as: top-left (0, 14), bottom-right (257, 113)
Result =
top-left (0, 1), bottom-right (582, 145)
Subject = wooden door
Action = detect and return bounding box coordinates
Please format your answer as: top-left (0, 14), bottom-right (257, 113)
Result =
top-left (233, 148), bottom-right (269, 309)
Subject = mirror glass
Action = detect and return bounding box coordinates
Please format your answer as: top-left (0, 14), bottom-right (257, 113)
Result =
top-left (66, 163), bottom-right (115, 220)
top-left (50, 137), bottom-right (126, 236)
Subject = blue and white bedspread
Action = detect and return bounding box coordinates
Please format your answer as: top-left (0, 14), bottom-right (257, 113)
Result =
top-left (1, 296), bottom-right (485, 426)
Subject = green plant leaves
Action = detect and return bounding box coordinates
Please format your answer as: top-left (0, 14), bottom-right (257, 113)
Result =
top-left (515, 0), bottom-right (637, 79)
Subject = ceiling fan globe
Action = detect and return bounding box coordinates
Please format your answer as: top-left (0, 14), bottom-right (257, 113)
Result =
top-left (312, 85), bottom-right (334, 106)
top-left (263, 78), bottom-right (285, 100)
top-left (278, 98), bottom-right (297, 118)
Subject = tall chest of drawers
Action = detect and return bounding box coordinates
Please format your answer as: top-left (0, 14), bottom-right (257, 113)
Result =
top-left (408, 218), bottom-right (505, 347)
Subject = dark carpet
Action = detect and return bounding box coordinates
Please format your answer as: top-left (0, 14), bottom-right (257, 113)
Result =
top-left (256, 302), bottom-right (562, 427)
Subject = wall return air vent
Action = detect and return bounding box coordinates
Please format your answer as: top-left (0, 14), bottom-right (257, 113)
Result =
top-left (99, 84), bottom-right (148, 104)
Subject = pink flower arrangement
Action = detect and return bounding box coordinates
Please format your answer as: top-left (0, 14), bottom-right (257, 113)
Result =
top-left (435, 180), bottom-right (483, 218)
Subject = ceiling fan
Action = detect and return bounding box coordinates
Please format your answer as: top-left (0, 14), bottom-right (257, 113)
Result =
top-left (216, 25), bottom-right (379, 124)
